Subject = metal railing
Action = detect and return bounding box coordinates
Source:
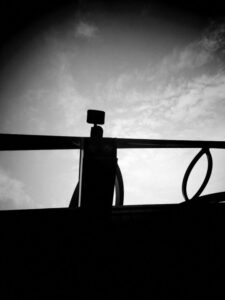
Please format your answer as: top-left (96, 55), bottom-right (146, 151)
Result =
top-left (0, 110), bottom-right (225, 209)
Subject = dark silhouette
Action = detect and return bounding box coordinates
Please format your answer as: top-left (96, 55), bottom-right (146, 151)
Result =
top-left (69, 110), bottom-right (124, 210)
top-left (0, 109), bottom-right (225, 297)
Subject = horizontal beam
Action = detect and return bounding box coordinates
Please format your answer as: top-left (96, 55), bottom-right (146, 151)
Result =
top-left (116, 138), bottom-right (225, 149)
top-left (1, 134), bottom-right (225, 151)
top-left (0, 134), bottom-right (82, 150)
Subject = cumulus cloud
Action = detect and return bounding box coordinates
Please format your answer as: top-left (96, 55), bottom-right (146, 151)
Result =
top-left (75, 21), bottom-right (98, 39)
top-left (0, 168), bottom-right (33, 210)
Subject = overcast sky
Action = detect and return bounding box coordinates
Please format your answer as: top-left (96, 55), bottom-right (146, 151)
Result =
top-left (0, 1), bottom-right (225, 209)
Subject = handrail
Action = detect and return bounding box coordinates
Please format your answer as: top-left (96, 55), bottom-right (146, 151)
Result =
top-left (0, 134), bottom-right (82, 150)
top-left (0, 133), bottom-right (225, 205)
top-left (1, 134), bottom-right (225, 150)
top-left (116, 138), bottom-right (225, 149)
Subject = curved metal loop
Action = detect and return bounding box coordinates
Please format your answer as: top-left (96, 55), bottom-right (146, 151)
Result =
top-left (115, 164), bottom-right (124, 206)
top-left (69, 164), bottom-right (124, 208)
top-left (182, 148), bottom-right (213, 202)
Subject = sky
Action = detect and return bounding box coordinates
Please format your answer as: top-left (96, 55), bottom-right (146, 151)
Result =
top-left (0, 1), bottom-right (225, 209)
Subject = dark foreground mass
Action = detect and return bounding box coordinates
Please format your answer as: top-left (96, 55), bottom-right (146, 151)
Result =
top-left (0, 203), bottom-right (225, 297)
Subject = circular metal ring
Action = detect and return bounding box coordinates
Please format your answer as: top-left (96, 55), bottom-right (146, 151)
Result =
top-left (182, 148), bottom-right (213, 202)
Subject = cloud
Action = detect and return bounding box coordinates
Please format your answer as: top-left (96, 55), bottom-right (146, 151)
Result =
top-left (75, 21), bottom-right (98, 39)
top-left (0, 168), bottom-right (33, 210)
top-left (150, 21), bottom-right (225, 82)
top-left (1, 18), bottom-right (224, 206)
top-left (161, 72), bottom-right (225, 126)
top-left (98, 68), bottom-right (224, 138)
top-left (99, 22), bottom-right (225, 204)
top-left (201, 19), bottom-right (225, 55)
top-left (158, 43), bottom-right (213, 77)
top-left (95, 20), bottom-right (225, 141)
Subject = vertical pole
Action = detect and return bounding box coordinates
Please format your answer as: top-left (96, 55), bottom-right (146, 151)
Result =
top-left (78, 110), bottom-right (117, 214)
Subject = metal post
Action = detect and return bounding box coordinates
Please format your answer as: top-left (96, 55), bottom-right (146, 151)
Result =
top-left (78, 110), bottom-right (117, 213)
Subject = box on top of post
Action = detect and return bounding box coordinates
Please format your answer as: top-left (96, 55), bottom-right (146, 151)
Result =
top-left (87, 110), bottom-right (105, 125)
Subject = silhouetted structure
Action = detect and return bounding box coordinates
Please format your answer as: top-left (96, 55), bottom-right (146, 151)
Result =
top-left (69, 110), bottom-right (124, 210)
top-left (0, 109), bottom-right (225, 297)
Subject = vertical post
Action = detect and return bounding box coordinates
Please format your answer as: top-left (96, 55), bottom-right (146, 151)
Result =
top-left (78, 110), bottom-right (117, 213)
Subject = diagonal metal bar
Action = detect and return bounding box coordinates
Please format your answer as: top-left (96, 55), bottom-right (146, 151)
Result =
top-left (116, 138), bottom-right (225, 149)
top-left (0, 134), bottom-right (83, 151)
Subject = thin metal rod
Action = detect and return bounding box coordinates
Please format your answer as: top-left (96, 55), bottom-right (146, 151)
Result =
top-left (0, 134), bottom-right (82, 151)
top-left (116, 138), bottom-right (225, 149)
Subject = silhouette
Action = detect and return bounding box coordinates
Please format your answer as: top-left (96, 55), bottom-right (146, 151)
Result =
top-left (0, 109), bottom-right (225, 297)
top-left (69, 110), bottom-right (124, 210)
